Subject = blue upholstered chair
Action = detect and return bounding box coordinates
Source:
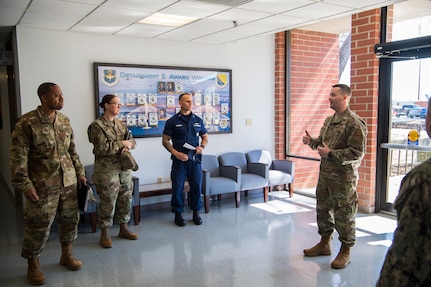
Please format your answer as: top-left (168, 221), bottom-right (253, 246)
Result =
top-left (246, 150), bottom-right (295, 197)
top-left (83, 165), bottom-right (140, 233)
top-left (83, 165), bottom-right (99, 232)
top-left (201, 154), bottom-right (241, 213)
top-left (218, 152), bottom-right (269, 202)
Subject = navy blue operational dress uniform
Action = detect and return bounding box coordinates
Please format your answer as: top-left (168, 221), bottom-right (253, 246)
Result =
top-left (162, 93), bottom-right (208, 227)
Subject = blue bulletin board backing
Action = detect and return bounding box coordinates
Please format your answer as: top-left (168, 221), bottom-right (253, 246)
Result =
top-left (94, 62), bottom-right (232, 138)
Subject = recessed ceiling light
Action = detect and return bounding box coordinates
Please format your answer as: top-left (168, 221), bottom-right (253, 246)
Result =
top-left (139, 13), bottom-right (198, 27)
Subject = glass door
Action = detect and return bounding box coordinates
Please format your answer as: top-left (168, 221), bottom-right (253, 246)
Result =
top-left (386, 58), bottom-right (431, 203)
top-left (376, 40), bottom-right (431, 212)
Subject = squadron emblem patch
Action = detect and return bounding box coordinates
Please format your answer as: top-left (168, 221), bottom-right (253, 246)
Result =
top-left (102, 69), bottom-right (119, 87)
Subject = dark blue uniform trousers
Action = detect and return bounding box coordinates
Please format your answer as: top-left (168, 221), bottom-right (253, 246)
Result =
top-left (170, 158), bottom-right (202, 213)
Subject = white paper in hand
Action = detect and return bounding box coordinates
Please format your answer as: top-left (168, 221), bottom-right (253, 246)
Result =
top-left (183, 142), bottom-right (196, 150)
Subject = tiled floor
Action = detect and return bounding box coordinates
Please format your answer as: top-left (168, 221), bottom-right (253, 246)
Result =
top-left (0, 183), bottom-right (396, 287)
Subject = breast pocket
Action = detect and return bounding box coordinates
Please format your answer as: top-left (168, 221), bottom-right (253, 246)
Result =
top-left (174, 124), bottom-right (186, 136)
top-left (33, 126), bottom-right (56, 154)
top-left (193, 124), bottom-right (202, 136)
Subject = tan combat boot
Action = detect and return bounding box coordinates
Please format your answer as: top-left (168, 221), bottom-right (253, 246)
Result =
top-left (100, 228), bottom-right (112, 248)
top-left (119, 223), bottom-right (138, 240)
top-left (303, 235), bottom-right (332, 256)
top-left (27, 257), bottom-right (46, 286)
top-left (331, 244), bottom-right (351, 269)
top-left (60, 242), bottom-right (82, 271)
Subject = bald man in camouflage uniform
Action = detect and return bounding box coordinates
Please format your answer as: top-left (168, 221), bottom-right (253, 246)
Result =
top-left (88, 94), bottom-right (138, 249)
top-left (10, 82), bottom-right (86, 285)
top-left (302, 84), bottom-right (367, 269)
top-left (376, 97), bottom-right (431, 286)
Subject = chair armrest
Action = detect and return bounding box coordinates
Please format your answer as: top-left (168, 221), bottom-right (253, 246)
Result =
top-left (220, 165), bottom-right (241, 184)
top-left (247, 162), bottom-right (269, 178)
top-left (202, 169), bottom-right (210, 196)
top-left (272, 160), bottom-right (295, 180)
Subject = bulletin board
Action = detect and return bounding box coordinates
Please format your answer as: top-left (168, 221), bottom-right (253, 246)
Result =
top-left (94, 62), bottom-right (232, 138)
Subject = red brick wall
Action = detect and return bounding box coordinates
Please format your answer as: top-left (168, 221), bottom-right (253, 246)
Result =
top-left (287, 29), bottom-right (340, 190)
top-left (350, 9), bottom-right (381, 213)
top-left (274, 33), bottom-right (286, 159)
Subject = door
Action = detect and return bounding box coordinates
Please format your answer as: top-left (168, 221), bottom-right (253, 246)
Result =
top-left (376, 36), bottom-right (431, 212)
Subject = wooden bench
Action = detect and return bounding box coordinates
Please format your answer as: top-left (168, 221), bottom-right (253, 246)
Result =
top-left (133, 182), bottom-right (190, 225)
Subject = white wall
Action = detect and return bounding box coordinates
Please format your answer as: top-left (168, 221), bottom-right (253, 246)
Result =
top-left (10, 26), bottom-right (275, 189)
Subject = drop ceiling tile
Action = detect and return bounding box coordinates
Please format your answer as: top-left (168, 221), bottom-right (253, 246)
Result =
top-left (71, 18), bottom-right (132, 34)
top-left (225, 23), bottom-right (280, 36)
top-left (0, 0), bottom-right (31, 10)
top-left (192, 31), bottom-right (245, 44)
top-left (116, 23), bottom-right (174, 37)
top-left (86, 6), bottom-right (151, 22)
top-left (104, 0), bottom-right (178, 12)
top-left (251, 14), bottom-right (310, 29)
top-left (207, 8), bottom-right (271, 24)
top-left (281, 2), bottom-right (354, 20)
top-left (323, 0), bottom-right (405, 9)
top-left (20, 11), bottom-right (85, 30)
top-left (156, 28), bottom-right (214, 41)
top-left (300, 16), bottom-right (351, 34)
top-left (64, 0), bottom-right (105, 4)
top-left (238, 0), bottom-right (315, 14)
top-left (160, 0), bottom-right (230, 18)
top-left (27, 0), bottom-right (97, 16)
top-left (184, 19), bottom-right (234, 32)
top-left (0, 8), bottom-right (26, 26)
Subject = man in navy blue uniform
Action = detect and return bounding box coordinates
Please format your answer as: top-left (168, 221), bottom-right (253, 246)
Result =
top-left (162, 93), bottom-right (209, 226)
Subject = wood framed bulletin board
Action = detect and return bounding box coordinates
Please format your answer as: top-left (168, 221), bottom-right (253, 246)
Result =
top-left (94, 62), bottom-right (232, 138)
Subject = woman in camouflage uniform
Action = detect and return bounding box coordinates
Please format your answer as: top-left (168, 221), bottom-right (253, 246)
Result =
top-left (87, 94), bottom-right (138, 248)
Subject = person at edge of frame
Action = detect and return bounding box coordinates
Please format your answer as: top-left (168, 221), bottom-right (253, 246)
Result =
top-left (376, 96), bottom-right (431, 287)
top-left (10, 82), bottom-right (87, 285)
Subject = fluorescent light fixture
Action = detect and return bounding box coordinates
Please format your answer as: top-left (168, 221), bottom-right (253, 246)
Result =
top-left (139, 13), bottom-right (197, 27)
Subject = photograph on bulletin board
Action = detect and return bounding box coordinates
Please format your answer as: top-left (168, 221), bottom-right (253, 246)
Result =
top-left (94, 62), bottom-right (232, 138)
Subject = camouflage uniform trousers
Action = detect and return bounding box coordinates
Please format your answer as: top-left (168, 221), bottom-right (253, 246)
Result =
top-left (93, 170), bottom-right (133, 229)
top-left (315, 175), bottom-right (358, 247)
top-left (21, 184), bottom-right (79, 259)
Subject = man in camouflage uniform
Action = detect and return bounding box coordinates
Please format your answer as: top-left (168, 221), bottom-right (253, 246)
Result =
top-left (87, 94), bottom-right (138, 249)
top-left (302, 84), bottom-right (367, 269)
top-left (376, 97), bottom-right (431, 286)
top-left (10, 82), bottom-right (86, 285)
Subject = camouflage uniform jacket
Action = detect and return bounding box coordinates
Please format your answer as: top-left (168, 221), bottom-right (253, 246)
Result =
top-left (309, 108), bottom-right (367, 180)
top-left (10, 106), bottom-right (84, 193)
top-left (377, 158), bottom-right (431, 286)
top-left (87, 117), bottom-right (136, 170)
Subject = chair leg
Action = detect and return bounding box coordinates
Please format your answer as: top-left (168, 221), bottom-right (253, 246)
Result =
top-left (217, 194), bottom-right (222, 201)
top-left (133, 205), bottom-right (140, 225)
top-left (288, 183), bottom-right (293, 198)
top-left (263, 186), bottom-right (269, 202)
top-left (204, 195), bottom-right (209, 213)
top-left (90, 212), bottom-right (97, 233)
top-left (235, 192), bottom-right (240, 208)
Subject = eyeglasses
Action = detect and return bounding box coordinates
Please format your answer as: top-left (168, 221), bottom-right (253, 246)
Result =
top-left (109, 102), bottom-right (122, 108)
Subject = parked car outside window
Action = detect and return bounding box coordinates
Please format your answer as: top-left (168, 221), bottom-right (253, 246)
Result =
top-left (408, 107), bottom-right (427, 118)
